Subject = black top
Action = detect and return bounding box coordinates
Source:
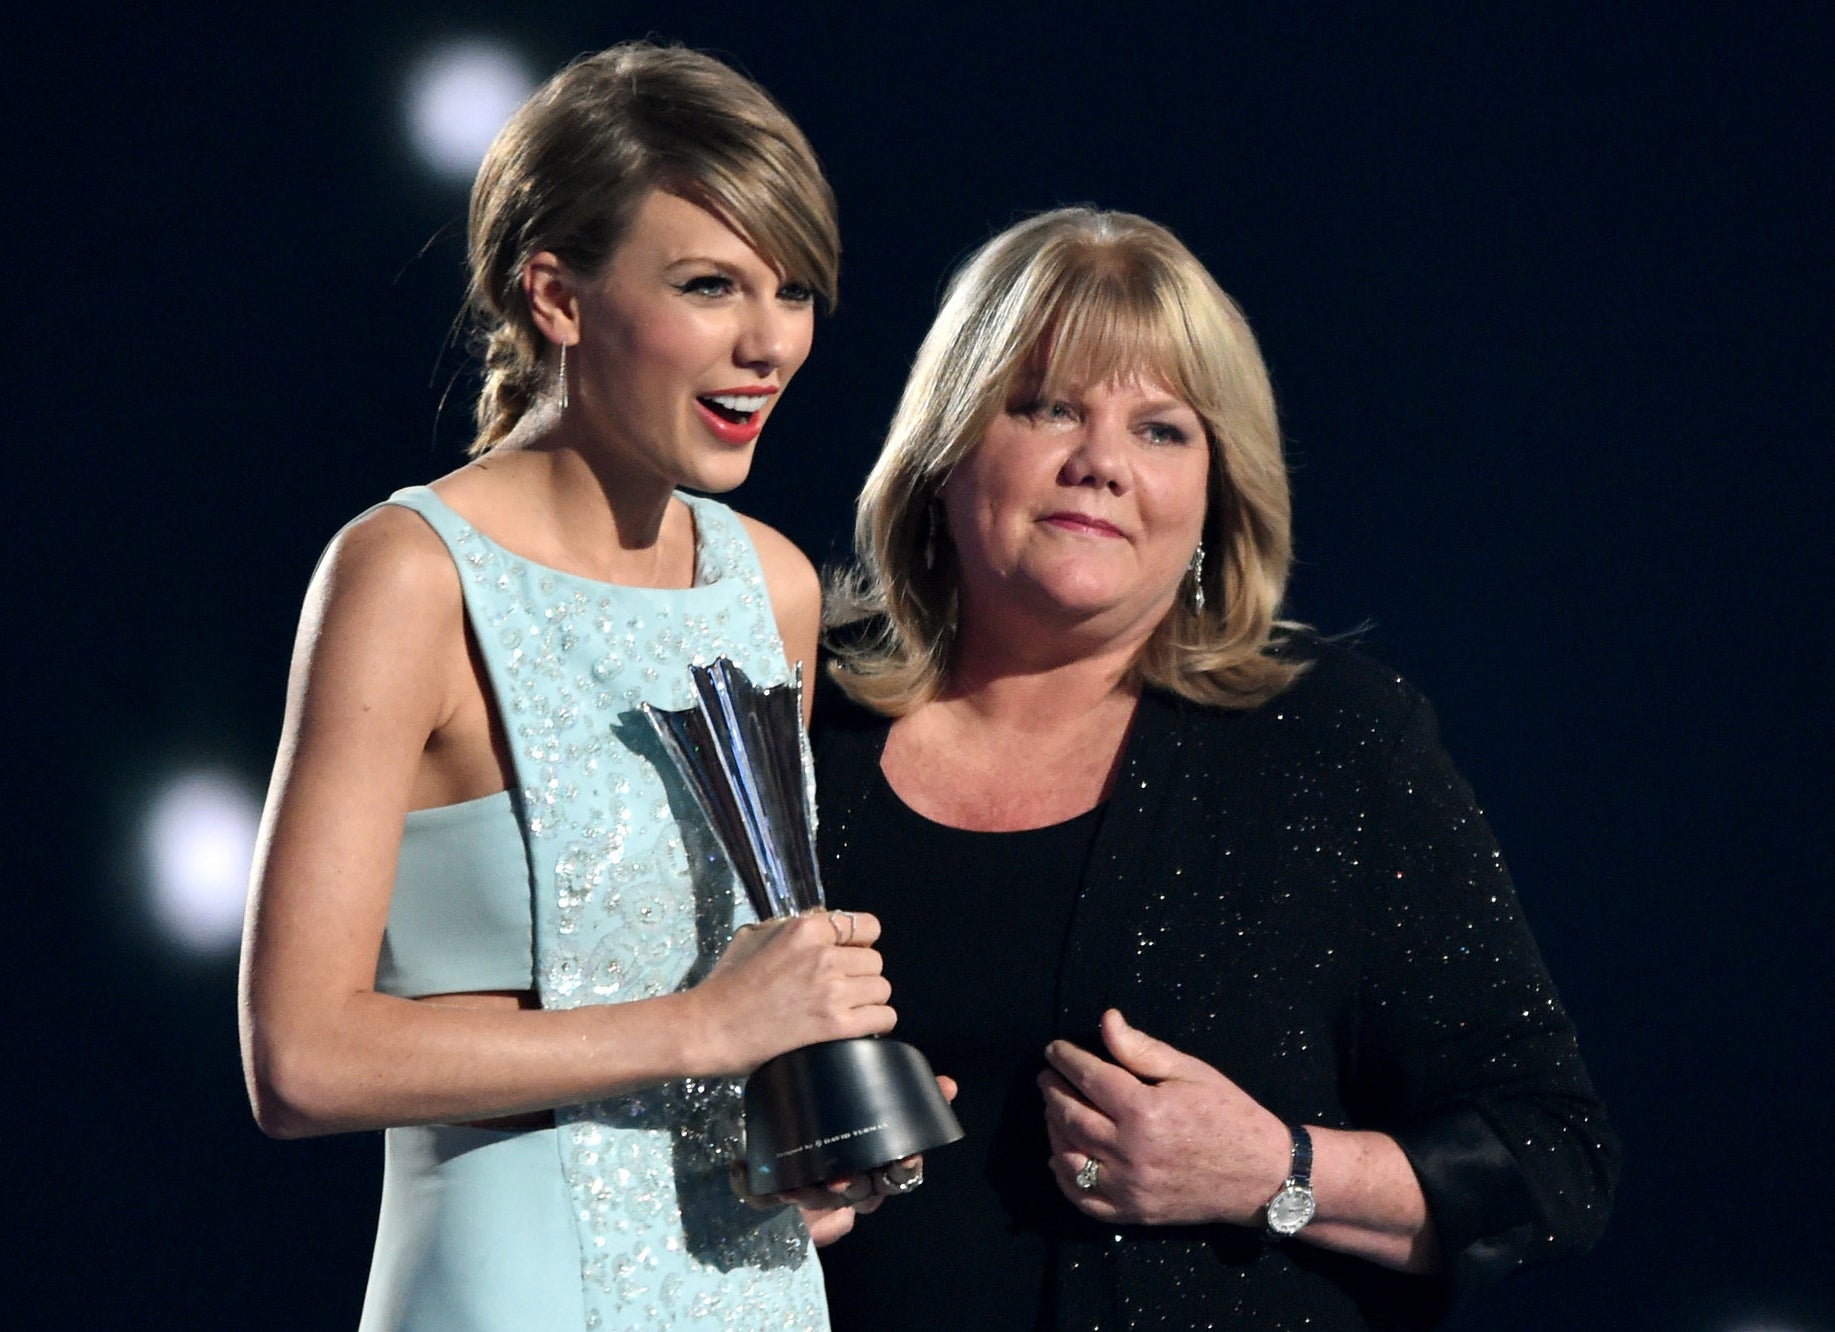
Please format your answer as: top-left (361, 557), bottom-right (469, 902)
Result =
top-left (814, 636), bottom-right (1619, 1331)
top-left (819, 754), bottom-right (1104, 1330)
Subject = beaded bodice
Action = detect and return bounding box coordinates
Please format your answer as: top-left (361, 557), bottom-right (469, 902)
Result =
top-left (385, 486), bottom-right (824, 1329)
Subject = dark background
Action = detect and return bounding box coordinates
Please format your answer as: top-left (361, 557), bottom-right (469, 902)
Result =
top-left (14, 2), bottom-right (1832, 1327)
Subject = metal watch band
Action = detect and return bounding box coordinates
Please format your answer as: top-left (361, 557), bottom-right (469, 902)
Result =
top-left (1288, 1123), bottom-right (1313, 1186)
top-left (1263, 1124), bottom-right (1318, 1239)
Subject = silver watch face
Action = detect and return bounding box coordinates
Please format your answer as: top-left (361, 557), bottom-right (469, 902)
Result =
top-left (1266, 1184), bottom-right (1317, 1235)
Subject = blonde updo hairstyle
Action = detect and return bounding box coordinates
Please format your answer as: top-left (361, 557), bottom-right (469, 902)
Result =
top-left (829, 207), bottom-right (1303, 713)
top-left (465, 41), bottom-right (840, 454)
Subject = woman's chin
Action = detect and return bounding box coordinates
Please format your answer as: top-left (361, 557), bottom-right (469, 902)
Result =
top-left (678, 450), bottom-right (758, 495)
top-left (1007, 588), bottom-right (1173, 640)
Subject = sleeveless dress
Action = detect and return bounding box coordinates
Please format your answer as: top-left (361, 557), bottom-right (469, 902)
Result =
top-left (357, 486), bottom-right (828, 1332)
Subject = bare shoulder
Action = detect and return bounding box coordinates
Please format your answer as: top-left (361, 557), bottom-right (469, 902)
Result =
top-left (736, 513), bottom-right (820, 616)
top-left (289, 504), bottom-right (469, 715)
top-left (736, 514), bottom-right (820, 695)
top-left (309, 505), bottom-right (462, 624)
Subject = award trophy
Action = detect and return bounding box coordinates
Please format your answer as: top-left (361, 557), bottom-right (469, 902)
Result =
top-left (644, 658), bottom-right (962, 1194)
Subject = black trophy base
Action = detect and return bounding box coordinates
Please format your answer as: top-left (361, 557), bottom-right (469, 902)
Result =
top-left (742, 1036), bottom-right (964, 1193)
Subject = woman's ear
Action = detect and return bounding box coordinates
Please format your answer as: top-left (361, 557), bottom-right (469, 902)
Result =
top-left (521, 251), bottom-right (580, 349)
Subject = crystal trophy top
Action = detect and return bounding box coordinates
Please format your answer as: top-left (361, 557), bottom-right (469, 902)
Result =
top-left (643, 658), bottom-right (824, 922)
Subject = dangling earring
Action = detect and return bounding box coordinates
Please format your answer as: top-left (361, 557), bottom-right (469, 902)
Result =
top-left (557, 343), bottom-right (569, 413)
top-left (1188, 540), bottom-right (1206, 614)
top-left (923, 502), bottom-right (939, 570)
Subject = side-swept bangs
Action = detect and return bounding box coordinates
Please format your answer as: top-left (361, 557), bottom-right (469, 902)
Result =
top-left (651, 108), bottom-right (840, 310)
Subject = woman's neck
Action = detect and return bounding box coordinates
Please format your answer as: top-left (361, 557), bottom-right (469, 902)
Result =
top-left (936, 644), bottom-right (1140, 735)
top-left (942, 601), bottom-right (1151, 727)
top-left (879, 617), bottom-right (1145, 832)
top-left (453, 420), bottom-right (693, 588)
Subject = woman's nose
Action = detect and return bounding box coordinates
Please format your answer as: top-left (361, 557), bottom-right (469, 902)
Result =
top-left (1060, 419), bottom-right (1129, 491)
top-left (733, 299), bottom-right (798, 375)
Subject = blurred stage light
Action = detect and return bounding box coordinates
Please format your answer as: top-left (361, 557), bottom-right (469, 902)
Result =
top-left (404, 38), bottom-right (534, 184)
top-left (144, 770), bottom-right (261, 954)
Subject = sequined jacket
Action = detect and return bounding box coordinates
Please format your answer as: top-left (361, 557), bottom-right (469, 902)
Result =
top-left (816, 637), bottom-right (1619, 1330)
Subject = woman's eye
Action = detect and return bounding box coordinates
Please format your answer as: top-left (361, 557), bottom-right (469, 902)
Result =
top-left (676, 274), bottom-right (735, 297)
top-left (777, 281), bottom-right (816, 305)
top-left (1005, 396), bottom-right (1074, 423)
top-left (1144, 422), bottom-right (1190, 445)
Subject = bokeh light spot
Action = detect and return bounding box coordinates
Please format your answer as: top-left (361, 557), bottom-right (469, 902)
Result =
top-left (403, 38), bottom-right (534, 184)
top-left (144, 770), bottom-right (261, 953)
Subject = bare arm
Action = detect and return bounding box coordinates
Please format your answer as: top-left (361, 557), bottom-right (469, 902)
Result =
top-left (1303, 1125), bottom-right (1440, 1271)
top-left (238, 509), bottom-right (892, 1138)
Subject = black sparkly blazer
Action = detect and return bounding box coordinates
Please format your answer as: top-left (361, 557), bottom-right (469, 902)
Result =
top-left (814, 637), bottom-right (1619, 1330)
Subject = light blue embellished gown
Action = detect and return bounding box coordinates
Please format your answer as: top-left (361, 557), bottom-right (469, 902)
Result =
top-left (356, 486), bottom-right (828, 1332)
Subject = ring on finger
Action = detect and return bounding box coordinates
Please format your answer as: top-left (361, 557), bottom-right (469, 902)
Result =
top-left (829, 910), bottom-right (857, 945)
top-left (874, 1160), bottom-right (923, 1195)
top-left (1074, 1156), bottom-right (1101, 1192)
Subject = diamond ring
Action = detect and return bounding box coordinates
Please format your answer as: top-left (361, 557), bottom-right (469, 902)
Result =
top-left (874, 1160), bottom-right (924, 1195)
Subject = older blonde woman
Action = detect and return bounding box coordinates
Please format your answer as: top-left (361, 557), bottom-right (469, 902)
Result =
top-left (815, 208), bottom-right (1618, 1329)
top-left (239, 43), bottom-right (895, 1331)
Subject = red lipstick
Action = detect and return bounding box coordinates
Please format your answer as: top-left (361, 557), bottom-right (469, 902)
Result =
top-left (693, 385), bottom-right (778, 446)
top-left (694, 399), bottom-right (765, 445)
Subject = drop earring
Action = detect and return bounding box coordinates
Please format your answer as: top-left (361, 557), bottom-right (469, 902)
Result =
top-left (923, 502), bottom-right (939, 570)
top-left (1188, 540), bottom-right (1206, 614)
top-left (557, 343), bottom-right (569, 413)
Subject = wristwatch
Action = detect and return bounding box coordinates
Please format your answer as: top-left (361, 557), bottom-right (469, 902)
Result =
top-left (1263, 1124), bottom-right (1317, 1238)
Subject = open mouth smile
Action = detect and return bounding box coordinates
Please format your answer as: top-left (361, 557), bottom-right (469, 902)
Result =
top-left (694, 391), bottom-right (774, 445)
top-left (699, 392), bottom-right (769, 423)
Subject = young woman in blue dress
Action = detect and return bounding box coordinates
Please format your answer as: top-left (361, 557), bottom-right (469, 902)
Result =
top-left (239, 42), bottom-right (895, 1330)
